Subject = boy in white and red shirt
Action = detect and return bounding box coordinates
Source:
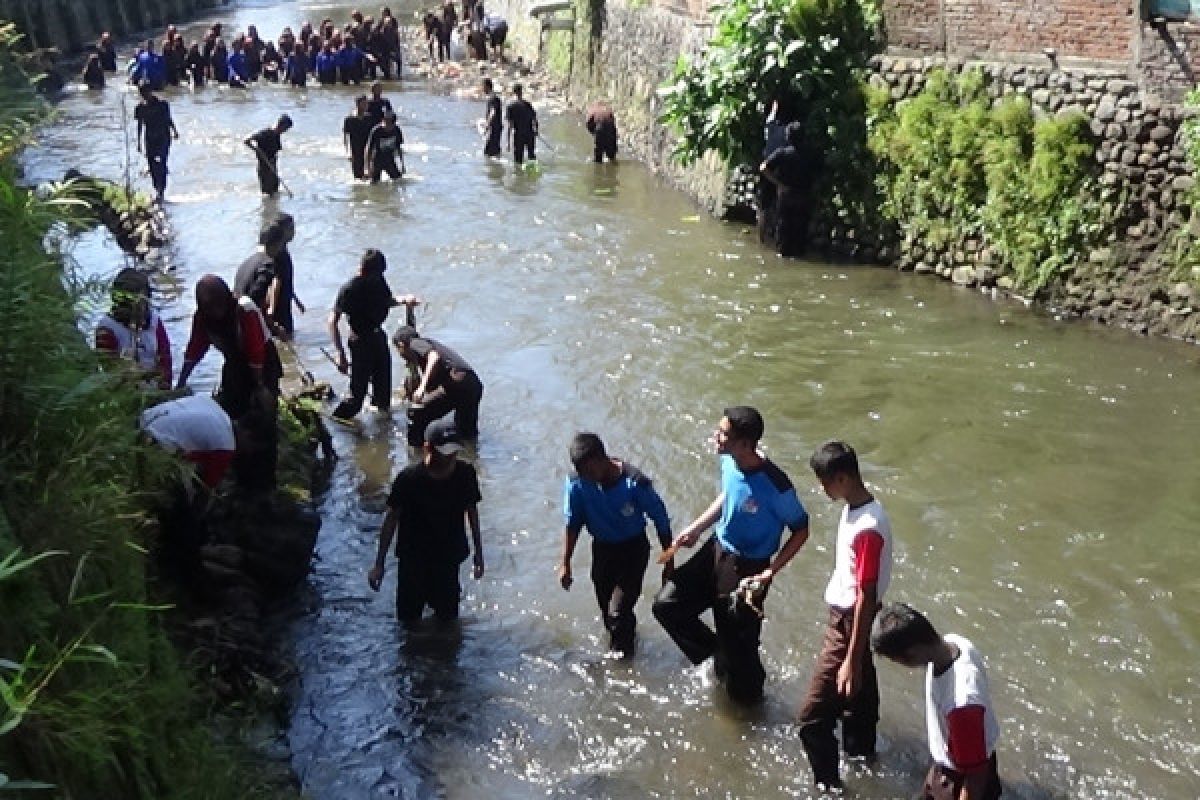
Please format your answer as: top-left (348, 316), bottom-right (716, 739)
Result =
top-left (799, 440), bottom-right (893, 790)
top-left (873, 603), bottom-right (1002, 800)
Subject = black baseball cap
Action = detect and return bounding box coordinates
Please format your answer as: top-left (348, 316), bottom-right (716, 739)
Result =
top-left (425, 416), bottom-right (463, 454)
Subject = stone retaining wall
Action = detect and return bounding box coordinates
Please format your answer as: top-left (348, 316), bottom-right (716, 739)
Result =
top-left (857, 54), bottom-right (1200, 340)
top-left (0, 0), bottom-right (223, 54)
top-left (487, 0), bottom-right (733, 215)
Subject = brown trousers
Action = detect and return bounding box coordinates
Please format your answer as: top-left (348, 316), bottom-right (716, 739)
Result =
top-left (797, 606), bottom-right (880, 788)
top-left (924, 754), bottom-right (1002, 800)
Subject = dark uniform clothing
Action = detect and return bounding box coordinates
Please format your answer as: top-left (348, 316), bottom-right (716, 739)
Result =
top-left (367, 123), bottom-right (404, 183)
top-left (483, 94), bottom-right (503, 157)
top-left (248, 128), bottom-right (283, 195)
top-left (366, 96), bottom-right (394, 128)
top-left (332, 272), bottom-right (396, 420)
top-left (505, 98), bottom-right (537, 164)
top-left (270, 247), bottom-right (296, 336)
top-left (344, 114), bottom-right (374, 180)
top-left (585, 104), bottom-right (618, 163)
top-left (405, 336), bottom-right (483, 446)
top-left (232, 251), bottom-right (275, 314)
top-left (99, 43), bottom-right (118, 71)
top-left (135, 96), bottom-right (174, 194)
top-left (763, 141), bottom-right (822, 257)
top-left (388, 460), bottom-right (482, 622)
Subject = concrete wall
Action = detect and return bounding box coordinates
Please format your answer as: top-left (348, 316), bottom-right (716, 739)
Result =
top-left (0, 0), bottom-right (223, 54)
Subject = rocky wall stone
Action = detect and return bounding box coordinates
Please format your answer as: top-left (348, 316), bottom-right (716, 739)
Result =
top-left (0, 0), bottom-right (223, 54)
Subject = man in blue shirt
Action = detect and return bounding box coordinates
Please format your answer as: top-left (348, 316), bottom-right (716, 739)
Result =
top-left (560, 433), bottom-right (672, 660)
top-left (131, 39), bottom-right (167, 90)
top-left (653, 406), bottom-right (810, 704)
top-left (227, 38), bottom-right (249, 86)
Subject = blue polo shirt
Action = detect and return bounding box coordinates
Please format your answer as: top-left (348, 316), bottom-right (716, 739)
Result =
top-left (564, 463), bottom-right (672, 548)
top-left (715, 454), bottom-right (808, 560)
top-left (227, 51), bottom-right (248, 82)
top-left (134, 51), bottom-right (167, 89)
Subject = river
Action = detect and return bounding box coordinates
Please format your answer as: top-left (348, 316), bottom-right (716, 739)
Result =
top-left (19, 1), bottom-right (1200, 797)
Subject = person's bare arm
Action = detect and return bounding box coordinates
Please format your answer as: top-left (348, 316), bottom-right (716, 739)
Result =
top-left (670, 493), bottom-right (724, 550)
top-left (754, 524), bottom-right (809, 585)
top-left (837, 582), bottom-right (878, 698)
top-left (328, 308), bottom-right (349, 373)
top-left (413, 348), bottom-right (440, 400)
top-left (467, 505), bottom-right (484, 578)
top-left (367, 508), bottom-right (398, 590)
top-left (558, 526), bottom-right (580, 589)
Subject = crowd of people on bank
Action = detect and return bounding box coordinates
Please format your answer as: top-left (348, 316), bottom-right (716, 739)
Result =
top-left (89, 10), bottom-right (998, 799)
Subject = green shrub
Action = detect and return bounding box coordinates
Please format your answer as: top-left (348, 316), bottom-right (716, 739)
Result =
top-left (870, 68), bottom-right (1113, 293)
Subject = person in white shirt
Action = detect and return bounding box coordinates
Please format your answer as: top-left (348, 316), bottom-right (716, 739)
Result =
top-left (872, 603), bottom-right (1002, 800)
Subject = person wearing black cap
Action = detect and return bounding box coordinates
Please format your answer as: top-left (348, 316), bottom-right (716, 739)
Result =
top-left (245, 114), bottom-right (294, 196)
top-left (392, 326), bottom-right (483, 447)
top-left (505, 83), bottom-right (538, 165)
top-left (366, 109), bottom-right (405, 184)
top-left (328, 249), bottom-right (420, 424)
top-left (368, 415), bottom-right (484, 624)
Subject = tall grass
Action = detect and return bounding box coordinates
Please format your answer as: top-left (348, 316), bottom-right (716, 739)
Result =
top-left (0, 21), bottom-right (292, 799)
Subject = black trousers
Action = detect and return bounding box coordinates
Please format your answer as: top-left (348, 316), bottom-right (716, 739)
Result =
top-left (512, 133), bottom-right (536, 164)
top-left (406, 371), bottom-right (483, 446)
top-left (395, 552), bottom-right (461, 623)
top-left (483, 129), bottom-right (502, 157)
top-left (652, 537), bottom-right (771, 704)
top-left (371, 153), bottom-right (402, 183)
top-left (798, 606), bottom-right (881, 787)
top-left (924, 755), bottom-right (1002, 800)
top-left (257, 159), bottom-right (279, 195)
top-left (145, 140), bottom-right (170, 193)
top-left (774, 188), bottom-right (813, 258)
top-left (333, 330), bottom-right (391, 419)
top-left (592, 129), bottom-right (617, 163)
top-left (591, 535), bottom-right (650, 654)
top-left (350, 145), bottom-right (367, 180)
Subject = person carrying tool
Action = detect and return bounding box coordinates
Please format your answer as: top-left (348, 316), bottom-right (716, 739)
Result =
top-left (245, 114), bottom-right (293, 196)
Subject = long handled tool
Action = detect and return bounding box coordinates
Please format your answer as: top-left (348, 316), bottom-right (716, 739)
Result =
top-left (247, 141), bottom-right (295, 198)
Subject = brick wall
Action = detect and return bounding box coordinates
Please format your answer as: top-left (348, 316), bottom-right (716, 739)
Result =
top-left (883, 0), bottom-right (944, 53)
top-left (885, 0), bottom-right (1136, 64)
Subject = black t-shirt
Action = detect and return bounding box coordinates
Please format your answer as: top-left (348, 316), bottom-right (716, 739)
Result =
top-left (250, 128), bottom-right (283, 160)
top-left (485, 94), bottom-right (502, 133)
top-left (343, 114), bottom-right (374, 150)
top-left (505, 99), bottom-right (536, 136)
top-left (135, 97), bottom-right (173, 145)
top-left (408, 336), bottom-right (475, 388)
top-left (388, 461), bottom-right (481, 563)
top-left (367, 123), bottom-right (403, 158)
top-left (366, 97), bottom-right (393, 126)
top-left (233, 251), bottom-right (275, 312)
top-left (335, 272), bottom-right (394, 336)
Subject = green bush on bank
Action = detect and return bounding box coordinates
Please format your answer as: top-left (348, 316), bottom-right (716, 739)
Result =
top-left (868, 68), bottom-right (1113, 293)
top-left (0, 24), bottom-right (288, 800)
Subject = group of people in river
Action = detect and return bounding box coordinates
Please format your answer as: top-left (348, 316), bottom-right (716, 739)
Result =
top-left (83, 5), bottom-right (511, 93)
top-left (110, 9), bottom-right (616, 203)
top-left (88, 10), bottom-right (983, 800)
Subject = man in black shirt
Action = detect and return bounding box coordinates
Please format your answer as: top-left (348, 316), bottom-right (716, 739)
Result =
top-left (481, 77), bottom-right (502, 157)
top-left (343, 95), bottom-right (374, 180)
top-left (368, 416), bottom-right (484, 624)
top-left (265, 213), bottom-right (305, 338)
top-left (392, 325), bottom-right (484, 446)
top-left (328, 249), bottom-right (420, 423)
top-left (367, 110), bottom-right (405, 183)
top-left (585, 101), bottom-right (618, 163)
top-left (366, 81), bottom-right (394, 127)
top-left (133, 82), bottom-right (179, 203)
top-left (232, 221), bottom-right (288, 334)
top-left (245, 114), bottom-right (293, 196)
top-left (760, 120), bottom-right (823, 257)
top-left (505, 83), bottom-right (538, 165)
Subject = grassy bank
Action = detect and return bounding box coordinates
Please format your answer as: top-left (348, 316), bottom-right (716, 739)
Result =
top-left (0, 22), bottom-right (289, 799)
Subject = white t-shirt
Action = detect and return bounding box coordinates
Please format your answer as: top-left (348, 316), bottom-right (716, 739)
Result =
top-left (140, 395), bottom-right (235, 454)
top-left (926, 634), bottom-right (1001, 772)
top-left (96, 310), bottom-right (164, 373)
top-left (823, 498), bottom-right (892, 610)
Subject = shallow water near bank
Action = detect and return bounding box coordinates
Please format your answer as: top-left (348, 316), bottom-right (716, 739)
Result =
top-left (20, 1), bottom-right (1200, 797)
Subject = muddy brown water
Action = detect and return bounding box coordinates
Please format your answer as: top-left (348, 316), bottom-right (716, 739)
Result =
top-left (20, 1), bottom-right (1200, 797)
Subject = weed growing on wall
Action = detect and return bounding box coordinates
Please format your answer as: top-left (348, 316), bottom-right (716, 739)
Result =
top-left (1170, 87), bottom-right (1200, 288)
top-left (869, 68), bottom-right (1114, 293)
top-left (658, 0), bottom-right (882, 230)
